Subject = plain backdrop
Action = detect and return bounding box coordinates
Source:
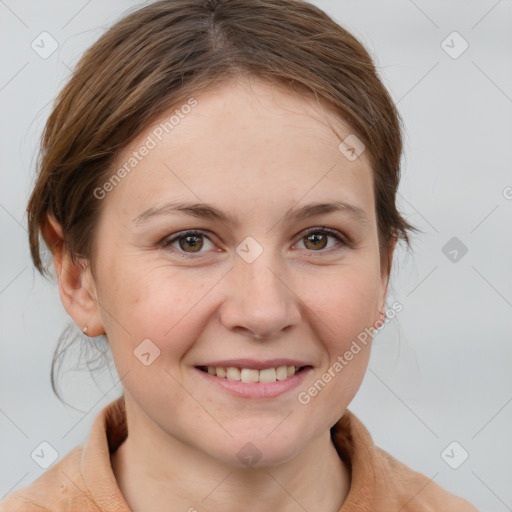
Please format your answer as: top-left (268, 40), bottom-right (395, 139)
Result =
top-left (1, 0), bottom-right (511, 510)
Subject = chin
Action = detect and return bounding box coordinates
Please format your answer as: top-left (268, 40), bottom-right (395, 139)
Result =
top-left (208, 430), bottom-right (305, 469)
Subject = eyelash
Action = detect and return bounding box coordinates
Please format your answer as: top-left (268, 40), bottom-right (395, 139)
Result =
top-left (160, 227), bottom-right (350, 256)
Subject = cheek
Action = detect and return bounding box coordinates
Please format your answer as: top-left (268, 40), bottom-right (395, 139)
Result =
top-left (296, 265), bottom-right (379, 404)
top-left (97, 261), bottom-right (215, 360)
top-left (299, 263), bottom-right (380, 343)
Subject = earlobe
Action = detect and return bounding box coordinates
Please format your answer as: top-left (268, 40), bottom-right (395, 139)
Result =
top-left (45, 214), bottom-right (105, 337)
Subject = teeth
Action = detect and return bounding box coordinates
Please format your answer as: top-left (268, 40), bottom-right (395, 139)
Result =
top-left (226, 367), bottom-right (241, 380)
top-left (259, 368), bottom-right (277, 383)
top-left (203, 365), bottom-right (304, 382)
top-left (276, 366), bottom-right (288, 381)
top-left (241, 369), bottom-right (259, 383)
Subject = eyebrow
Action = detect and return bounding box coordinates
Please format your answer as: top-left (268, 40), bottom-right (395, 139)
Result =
top-left (133, 200), bottom-right (369, 226)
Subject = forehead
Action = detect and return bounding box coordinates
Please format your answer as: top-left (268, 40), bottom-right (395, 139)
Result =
top-left (102, 78), bottom-right (375, 225)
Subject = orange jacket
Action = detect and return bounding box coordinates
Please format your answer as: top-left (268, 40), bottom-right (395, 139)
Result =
top-left (0, 396), bottom-right (478, 511)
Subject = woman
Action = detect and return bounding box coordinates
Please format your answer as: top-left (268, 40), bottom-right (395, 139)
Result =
top-left (1, 0), bottom-right (479, 510)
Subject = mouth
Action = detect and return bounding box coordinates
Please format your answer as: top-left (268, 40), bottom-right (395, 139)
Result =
top-left (196, 365), bottom-right (311, 383)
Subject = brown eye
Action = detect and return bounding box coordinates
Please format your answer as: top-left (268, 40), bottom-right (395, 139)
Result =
top-left (303, 232), bottom-right (328, 250)
top-left (296, 227), bottom-right (347, 253)
top-left (162, 230), bottom-right (214, 254)
top-left (178, 234), bottom-right (203, 252)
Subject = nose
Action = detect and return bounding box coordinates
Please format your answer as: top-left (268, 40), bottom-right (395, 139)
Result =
top-left (219, 251), bottom-right (301, 340)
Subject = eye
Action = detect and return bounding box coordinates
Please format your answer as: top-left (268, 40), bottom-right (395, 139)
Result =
top-left (161, 230), bottom-right (215, 254)
top-left (295, 227), bottom-right (348, 253)
top-left (161, 227), bottom-right (349, 256)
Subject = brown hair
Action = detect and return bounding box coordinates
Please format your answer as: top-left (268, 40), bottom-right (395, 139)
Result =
top-left (27, 0), bottom-right (419, 402)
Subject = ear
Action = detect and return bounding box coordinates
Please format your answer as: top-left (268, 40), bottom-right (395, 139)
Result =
top-left (376, 235), bottom-right (398, 320)
top-left (45, 214), bottom-right (105, 337)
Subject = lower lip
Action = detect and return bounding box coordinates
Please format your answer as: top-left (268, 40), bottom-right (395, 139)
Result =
top-left (194, 367), bottom-right (313, 399)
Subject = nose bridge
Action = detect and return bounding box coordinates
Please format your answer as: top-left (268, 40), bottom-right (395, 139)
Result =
top-left (239, 248), bottom-right (288, 312)
top-left (247, 254), bottom-right (284, 301)
top-left (221, 246), bottom-right (301, 338)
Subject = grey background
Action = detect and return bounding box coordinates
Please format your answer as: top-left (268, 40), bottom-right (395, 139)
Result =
top-left (1, 0), bottom-right (511, 510)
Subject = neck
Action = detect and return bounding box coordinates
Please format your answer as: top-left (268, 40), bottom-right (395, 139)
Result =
top-left (111, 401), bottom-right (350, 512)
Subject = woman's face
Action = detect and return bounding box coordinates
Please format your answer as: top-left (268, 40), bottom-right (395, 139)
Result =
top-left (84, 78), bottom-right (392, 467)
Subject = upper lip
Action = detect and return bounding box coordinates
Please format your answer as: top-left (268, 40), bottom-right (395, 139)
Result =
top-left (195, 359), bottom-right (312, 370)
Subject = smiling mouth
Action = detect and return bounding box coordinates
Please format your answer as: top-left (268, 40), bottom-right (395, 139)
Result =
top-left (196, 365), bottom-right (311, 383)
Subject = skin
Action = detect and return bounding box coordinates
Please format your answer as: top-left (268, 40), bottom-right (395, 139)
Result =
top-left (48, 77), bottom-right (395, 512)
